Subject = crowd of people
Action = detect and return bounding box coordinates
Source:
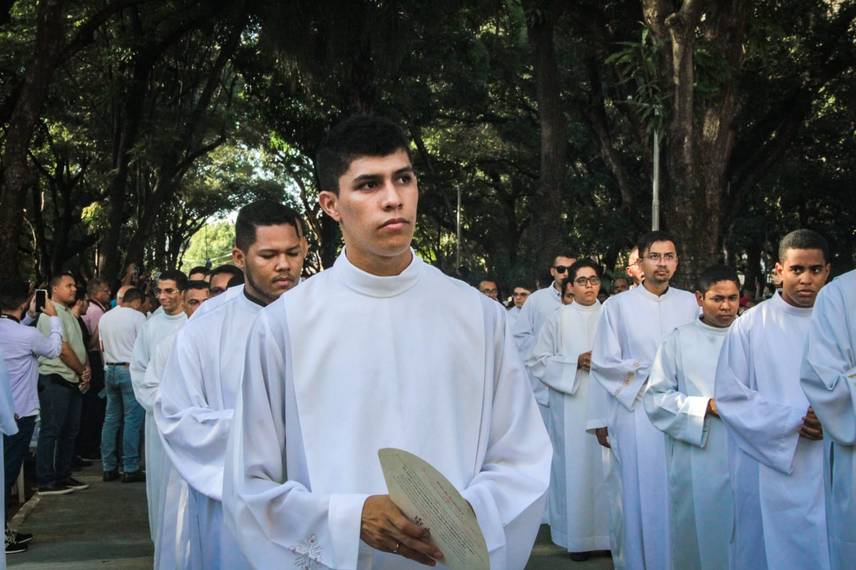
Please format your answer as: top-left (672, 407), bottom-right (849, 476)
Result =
top-left (0, 115), bottom-right (853, 570)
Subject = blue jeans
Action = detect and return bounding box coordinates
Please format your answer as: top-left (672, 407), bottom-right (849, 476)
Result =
top-left (36, 374), bottom-right (82, 486)
top-left (5, 415), bottom-right (36, 496)
top-left (100, 365), bottom-right (144, 472)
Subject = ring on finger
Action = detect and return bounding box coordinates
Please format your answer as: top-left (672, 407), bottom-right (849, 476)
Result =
top-left (393, 542), bottom-right (401, 554)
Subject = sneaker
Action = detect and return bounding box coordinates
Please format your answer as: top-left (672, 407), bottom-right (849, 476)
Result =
top-left (5, 537), bottom-right (27, 554)
top-left (63, 477), bottom-right (90, 490)
top-left (121, 470), bottom-right (145, 483)
top-left (102, 469), bottom-right (120, 482)
top-left (13, 531), bottom-right (33, 545)
top-left (37, 483), bottom-right (76, 496)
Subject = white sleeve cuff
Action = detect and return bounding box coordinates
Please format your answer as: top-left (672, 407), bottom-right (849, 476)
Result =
top-left (328, 493), bottom-right (370, 570)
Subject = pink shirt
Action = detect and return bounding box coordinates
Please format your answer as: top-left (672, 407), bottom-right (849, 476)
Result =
top-left (82, 300), bottom-right (107, 352)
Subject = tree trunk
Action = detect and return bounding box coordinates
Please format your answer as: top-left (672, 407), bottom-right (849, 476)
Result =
top-left (524, 0), bottom-right (567, 273)
top-left (0, 0), bottom-right (66, 279)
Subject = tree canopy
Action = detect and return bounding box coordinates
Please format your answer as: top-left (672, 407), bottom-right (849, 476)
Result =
top-left (1, 0), bottom-right (854, 292)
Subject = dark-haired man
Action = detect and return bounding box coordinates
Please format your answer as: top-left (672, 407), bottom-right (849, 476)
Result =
top-left (99, 286), bottom-right (147, 485)
top-left (188, 266), bottom-right (210, 282)
top-left (529, 260), bottom-right (610, 560)
top-left (129, 270), bottom-right (188, 485)
top-left (478, 279), bottom-right (499, 301)
top-left (224, 115), bottom-right (550, 569)
top-left (716, 229), bottom-right (832, 570)
top-left (35, 273), bottom-right (91, 495)
top-left (590, 231), bottom-right (699, 570)
top-left (156, 200), bottom-right (307, 569)
top-left (78, 278), bottom-right (111, 461)
top-left (208, 264), bottom-right (243, 297)
top-left (645, 264), bottom-right (740, 570)
top-left (801, 267), bottom-right (856, 570)
top-left (134, 280), bottom-right (208, 568)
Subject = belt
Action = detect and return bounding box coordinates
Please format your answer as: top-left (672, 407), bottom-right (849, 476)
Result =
top-left (105, 362), bottom-right (129, 366)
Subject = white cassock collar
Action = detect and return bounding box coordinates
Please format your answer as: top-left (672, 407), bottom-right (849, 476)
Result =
top-left (333, 248), bottom-right (422, 298)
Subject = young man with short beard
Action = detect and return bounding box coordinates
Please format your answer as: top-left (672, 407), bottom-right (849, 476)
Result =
top-left (155, 201), bottom-right (307, 569)
top-left (224, 116), bottom-right (550, 569)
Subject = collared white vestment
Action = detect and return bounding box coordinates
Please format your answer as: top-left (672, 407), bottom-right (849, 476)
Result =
top-left (590, 284), bottom-right (698, 570)
top-left (154, 288), bottom-right (255, 569)
top-left (512, 284), bottom-right (561, 406)
top-left (645, 318), bottom-right (732, 570)
top-left (716, 293), bottom-right (830, 570)
top-left (801, 269), bottom-right (856, 570)
top-left (224, 252), bottom-right (551, 569)
top-left (529, 301), bottom-right (610, 552)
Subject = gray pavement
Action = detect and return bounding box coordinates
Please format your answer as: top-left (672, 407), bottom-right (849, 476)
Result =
top-left (5, 462), bottom-right (612, 569)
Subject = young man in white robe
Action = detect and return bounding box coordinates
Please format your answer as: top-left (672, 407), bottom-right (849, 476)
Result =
top-left (529, 260), bottom-right (610, 561)
top-left (154, 200), bottom-right (308, 570)
top-left (715, 229), bottom-right (831, 570)
top-left (513, 254), bottom-right (576, 418)
top-left (801, 268), bottom-right (856, 570)
top-left (644, 264), bottom-right (740, 570)
top-left (134, 281), bottom-right (208, 569)
top-left (131, 271), bottom-right (189, 489)
top-left (223, 115), bottom-right (551, 569)
top-left (590, 231), bottom-right (698, 570)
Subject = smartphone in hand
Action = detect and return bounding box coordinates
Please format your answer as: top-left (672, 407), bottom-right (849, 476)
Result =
top-left (35, 289), bottom-right (47, 313)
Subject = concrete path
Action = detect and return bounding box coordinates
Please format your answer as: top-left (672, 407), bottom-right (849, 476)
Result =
top-left (5, 462), bottom-right (612, 569)
top-left (7, 463), bottom-right (152, 569)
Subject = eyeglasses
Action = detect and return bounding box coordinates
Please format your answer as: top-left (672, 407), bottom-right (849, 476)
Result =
top-left (645, 253), bottom-right (677, 263)
top-left (553, 265), bottom-right (571, 273)
top-left (574, 276), bottom-right (601, 287)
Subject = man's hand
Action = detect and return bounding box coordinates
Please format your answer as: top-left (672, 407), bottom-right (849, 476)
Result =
top-left (81, 365), bottom-right (92, 383)
top-left (360, 495), bottom-right (443, 566)
top-left (42, 298), bottom-right (57, 317)
top-left (595, 427), bottom-right (610, 449)
top-left (706, 399), bottom-right (719, 418)
top-left (800, 407), bottom-right (823, 440)
top-left (577, 351), bottom-right (592, 371)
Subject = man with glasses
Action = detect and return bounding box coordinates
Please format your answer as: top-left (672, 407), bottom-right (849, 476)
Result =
top-left (507, 286), bottom-right (531, 329)
top-left (590, 231), bottom-right (698, 570)
top-left (529, 260), bottom-right (611, 561)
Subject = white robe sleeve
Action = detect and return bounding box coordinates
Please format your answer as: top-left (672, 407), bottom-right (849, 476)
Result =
top-left (590, 301), bottom-right (650, 411)
top-left (644, 331), bottom-right (709, 447)
top-left (715, 318), bottom-right (804, 474)
top-left (134, 336), bottom-right (170, 413)
top-left (223, 309), bottom-right (369, 570)
top-left (527, 311), bottom-right (580, 395)
top-left (801, 283), bottom-right (856, 445)
top-left (130, 320), bottom-right (151, 388)
top-left (154, 330), bottom-right (233, 501)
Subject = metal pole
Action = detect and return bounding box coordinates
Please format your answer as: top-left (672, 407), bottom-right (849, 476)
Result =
top-left (456, 186), bottom-right (462, 269)
top-left (652, 129), bottom-right (660, 231)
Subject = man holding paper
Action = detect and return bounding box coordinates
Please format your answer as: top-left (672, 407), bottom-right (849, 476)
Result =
top-left (223, 115), bottom-right (552, 569)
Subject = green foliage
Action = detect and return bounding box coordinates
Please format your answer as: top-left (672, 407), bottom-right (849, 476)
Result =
top-left (181, 220), bottom-right (236, 273)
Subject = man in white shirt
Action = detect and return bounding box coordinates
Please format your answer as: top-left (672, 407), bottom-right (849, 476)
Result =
top-left (99, 287), bottom-right (147, 482)
top-left (478, 279), bottom-right (499, 301)
top-left (155, 200), bottom-right (308, 569)
top-left (801, 268), bottom-right (856, 570)
top-left (590, 231), bottom-right (699, 570)
top-left (716, 229), bottom-right (831, 570)
top-left (224, 115), bottom-right (551, 569)
top-left (507, 285), bottom-right (531, 331)
top-left (645, 264), bottom-right (740, 570)
top-left (136, 280), bottom-right (208, 568)
top-left (529, 260), bottom-right (610, 561)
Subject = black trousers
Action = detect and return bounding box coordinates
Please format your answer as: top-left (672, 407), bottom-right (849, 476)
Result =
top-left (75, 351), bottom-right (106, 457)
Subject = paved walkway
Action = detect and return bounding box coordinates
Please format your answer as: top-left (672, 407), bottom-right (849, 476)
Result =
top-left (5, 462), bottom-right (612, 569)
top-left (7, 463), bottom-right (152, 569)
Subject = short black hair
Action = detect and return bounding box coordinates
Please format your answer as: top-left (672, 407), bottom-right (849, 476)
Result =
top-left (158, 270), bottom-right (188, 292)
top-left (74, 287), bottom-right (87, 302)
top-left (234, 200), bottom-right (305, 252)
top-left (315, 115), bottom-right (412, 193)
top-left (560, 276), bottom-right (574, 294)
top-left (122, 287), bottom-right (145, 304)
top-left (227, 274), bottom-right (244, 287)
top-left (49, 271), bottom-right (76, 289)
top-left (87, 277), bottom-right (109, 296)
top-left (636, 231), bottom-right (678, 258)
top-left (188, 266), bottom-right (210, 277)
top-left (778, 229), bottom-right (830, 263)
top-left (696, 264), bottom-right (740, 294)
top-left (210, 263), bottom-right (243, 282)
top-left (185, 280), bottom-right (209, 292)
top-left (0, 280), bottom-right (30, 311)
top-left (568, 258), bottom-right (602, 281)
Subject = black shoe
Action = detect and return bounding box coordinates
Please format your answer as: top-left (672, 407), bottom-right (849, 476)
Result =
top-left (122, 470), bottom-right (145, 483)
top-left (569, 552), bottom-right (590, 562)
top-left (102, 469), bottom-right (120, 482)
top-left (79, 454), bottom-right (101, 462)
top-left (5, 539), bottom-right (27, 554)
top-left (62, 477), bottom-right (90, 490)
top-left (13, 531), bottom-right (33, 545)
top-left (37, 483), bottom-right (76, 496)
